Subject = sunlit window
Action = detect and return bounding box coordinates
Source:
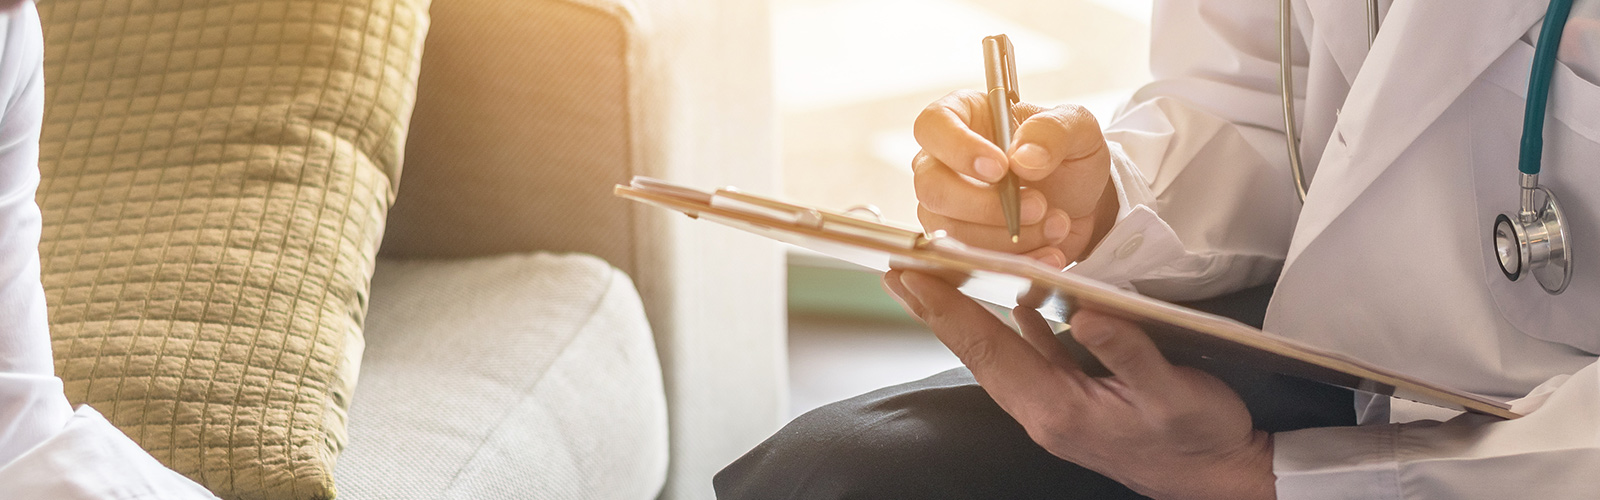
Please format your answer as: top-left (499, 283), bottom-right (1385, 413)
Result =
top-left (773, 0), bottom-right (1152, 227)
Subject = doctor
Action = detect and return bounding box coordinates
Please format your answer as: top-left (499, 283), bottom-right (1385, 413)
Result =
top-left (718, 0), bottom-right (1600, 498)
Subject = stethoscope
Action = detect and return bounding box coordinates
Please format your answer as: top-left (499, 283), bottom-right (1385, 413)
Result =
top-left (1278, 0), bottom-right (1575, 295)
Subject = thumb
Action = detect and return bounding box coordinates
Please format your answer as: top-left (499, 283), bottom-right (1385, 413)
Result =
top-left (1008, 104), bottom-right (1112, 218)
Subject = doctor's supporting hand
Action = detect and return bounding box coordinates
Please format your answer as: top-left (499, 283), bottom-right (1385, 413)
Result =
top-left (883, 269), bottom-right (1276, 500)
top-left (912, 90), bottom-right (1120, 268)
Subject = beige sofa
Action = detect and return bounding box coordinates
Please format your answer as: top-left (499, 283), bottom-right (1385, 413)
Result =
top-left (332, 0), bottom-right (786, 498)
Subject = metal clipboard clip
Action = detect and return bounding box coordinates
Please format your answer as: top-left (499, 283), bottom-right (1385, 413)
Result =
top-left (709, 190), bottom-right (925, 249)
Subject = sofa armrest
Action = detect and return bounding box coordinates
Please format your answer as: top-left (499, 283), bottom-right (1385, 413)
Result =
top-left (380, 0), bottom-right (784, 498)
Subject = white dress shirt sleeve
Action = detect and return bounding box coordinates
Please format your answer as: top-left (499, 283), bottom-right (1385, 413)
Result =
top-left (0, 3), bottom-right (217, 498)
top-left (1067, 0), bottom-right (1306, 302)
top-left (1275, 361), bottom-right (1600, 500)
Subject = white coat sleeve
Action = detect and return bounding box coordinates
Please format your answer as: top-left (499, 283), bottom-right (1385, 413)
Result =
top-left (1274, 362), bottom-right (1600, 499)
top-left (0, 4), bottom-right (218, 499)
top-left (1070, 0), bottom-right (1306, 302)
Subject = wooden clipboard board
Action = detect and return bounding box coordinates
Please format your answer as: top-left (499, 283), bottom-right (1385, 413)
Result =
top-left (616, 177), bottom-right (1519, 419)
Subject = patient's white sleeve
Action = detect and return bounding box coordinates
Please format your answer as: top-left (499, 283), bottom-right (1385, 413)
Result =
top-left (1274, 361), bottom-right (1600, 499)
top-left (0, 0), bottom-right (64, 467)
top-left (0, 383), bottom-right (222, 499)
top-left (0, 4), bottom-right (217, 498)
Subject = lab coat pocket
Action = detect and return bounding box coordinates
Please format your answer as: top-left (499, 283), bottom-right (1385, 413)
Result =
top-left (1475, 39), bottom-right (1600, 354)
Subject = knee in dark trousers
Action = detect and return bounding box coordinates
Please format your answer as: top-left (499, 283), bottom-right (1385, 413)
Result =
top-left (713, 368), bottom-right (1145, 499)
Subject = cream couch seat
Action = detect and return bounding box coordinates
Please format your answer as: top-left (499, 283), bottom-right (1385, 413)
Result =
top-left (333, 0), bottom-right (784, 498)
top-left (337, 254), bottom-right (668, 499)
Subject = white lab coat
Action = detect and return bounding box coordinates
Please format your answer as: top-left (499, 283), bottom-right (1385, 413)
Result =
top-left (1072, 0), bottom-right (1600, 498)
top-left (0, 3), bottom-right (218, 498)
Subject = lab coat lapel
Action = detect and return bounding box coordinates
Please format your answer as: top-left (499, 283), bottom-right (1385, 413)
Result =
top-left (1303, 0), bottom-right (1375, 85)
top-left (1286, 0), bottom-right (1546, 264)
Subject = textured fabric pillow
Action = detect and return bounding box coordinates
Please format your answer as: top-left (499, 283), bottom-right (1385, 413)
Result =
top-left (33, 0), bottom-right (428, 498)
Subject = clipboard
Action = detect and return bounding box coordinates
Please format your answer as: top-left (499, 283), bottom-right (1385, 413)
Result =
top-left (616, 177), bottom-right (1519, 419)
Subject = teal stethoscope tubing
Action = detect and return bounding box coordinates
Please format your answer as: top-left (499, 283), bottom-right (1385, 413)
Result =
top-left (1523, 0), bottom-right (1576, 176)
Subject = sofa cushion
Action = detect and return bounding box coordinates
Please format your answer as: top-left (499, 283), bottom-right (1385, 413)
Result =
top-left (334, 253), bottom-right (668, 499)
top-left (34, 0), bottom-right (428, 497)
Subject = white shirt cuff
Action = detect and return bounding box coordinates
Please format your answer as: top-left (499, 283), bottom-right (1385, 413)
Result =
top-left (1067, 141), bottom-right (1186, 287)
top-left (1273, 424), bottom-right (1404, 500)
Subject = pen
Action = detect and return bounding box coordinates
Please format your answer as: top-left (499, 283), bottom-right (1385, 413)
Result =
top-left (982, 34), bottom-right (1022, 243)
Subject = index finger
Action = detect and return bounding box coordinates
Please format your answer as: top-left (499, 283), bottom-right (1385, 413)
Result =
top-left (913, 90), bottom-right (1009, 183)
top-left (898, 272), bottom-right (1088, 420)
top-left (1069, 309), bottom-right (1177, 394)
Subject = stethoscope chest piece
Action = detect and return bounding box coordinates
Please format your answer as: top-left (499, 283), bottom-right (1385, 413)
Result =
top-left (1488, 0), bottom-right (1577, 296)
top-left (1495, 186), bottom-right (1572, 294)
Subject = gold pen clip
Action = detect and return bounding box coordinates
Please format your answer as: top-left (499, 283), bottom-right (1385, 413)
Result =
top-left (983, 34), bottom-right (1020, 111)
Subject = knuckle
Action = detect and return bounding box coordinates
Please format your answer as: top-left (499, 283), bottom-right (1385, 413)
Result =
top-left (952, 335), bottom-right (1002, 370)
top-left (913, 175), bottom-right (966, 217)
top-left (1101, 343), bottom-right (1147, 371)
top-left (1023, 402), bottom-right (1085, 454)
top-left (914, 101), bottom-right (959, 139)
top-left (1144, 403), bottom-right (1180, 428)
top-left (950, 88), bottom-right (986, 104)
top-left (1011, 101), bottom-right (1045, 119)
top-left (912, 113), bottom-right (939, 141)
top-left (922, 90), bottom-right (982, 118)
top-left (1060, 103), bottom-right (1091, 118)
top-left (1017, 115), bottom-right (1071, 147)
top-left (1148, 403), bottom-right (1201, 431)
top-left (912, 165), bottom-right (938, 197)
top-left (1064, 105), bottom-right (1108, 140)
top-left (1036, 105), bottom-right (1076, 128)
top-left (910, 150), bottom-right (937, 174)
top-left (916, 207), bottom-right (951, 232)
top-left (903, 301), bottom-right (927, 321)
top-left (1046, 104), bottom-right (1093, 127)
top-left (1025, 423), bottom-right (1070, 453)
top-left (915, 101), bottom-right (944, 126)
top-left (1021, 105), bottom-right (1102, 142)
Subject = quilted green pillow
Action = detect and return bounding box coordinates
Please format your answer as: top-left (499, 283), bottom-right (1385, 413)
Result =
top-left (34, 0), bottom-right (428, 498)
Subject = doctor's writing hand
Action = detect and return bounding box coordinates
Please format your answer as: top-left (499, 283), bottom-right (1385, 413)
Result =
top-left (882, 270), bottom-right (1276, 500)
top-left (912, 90), bottom-right (1120, 268)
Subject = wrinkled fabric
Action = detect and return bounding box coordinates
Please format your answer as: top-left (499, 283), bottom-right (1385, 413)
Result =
top-left (1077, 0), bottom-right (1600, 498)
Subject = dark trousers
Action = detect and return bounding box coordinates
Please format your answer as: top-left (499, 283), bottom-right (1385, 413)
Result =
top-left (715, 284), bottom-right (1356, 499)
